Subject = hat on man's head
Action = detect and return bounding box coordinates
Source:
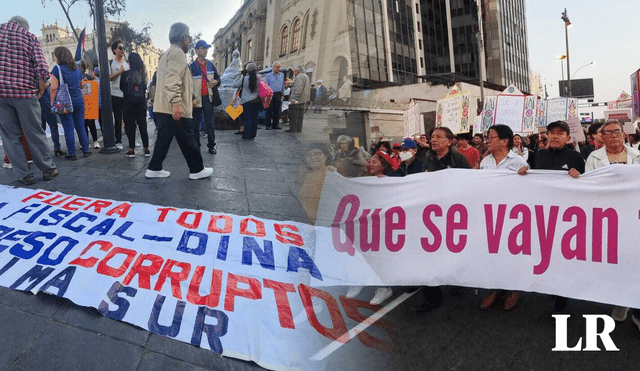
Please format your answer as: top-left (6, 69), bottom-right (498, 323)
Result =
top-left (316, 79), bottom-right (322, 83)
top-left (401, 138), bottom-right (417, 149)
top-left (195, 40), bottom-right (211, 49)
top-left (547, 120), bottom-right (570, 135)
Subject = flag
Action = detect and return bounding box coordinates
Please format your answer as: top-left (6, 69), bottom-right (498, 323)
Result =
top-left (74, 28), bottom-right (86, 63)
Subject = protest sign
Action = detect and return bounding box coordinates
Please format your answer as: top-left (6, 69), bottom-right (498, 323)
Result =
top-left (495, 95), bottom-right (525, 133)
top-left (481, 96), bottom-right (497, 131)
top-left (566, 117), bottom-right (585, 142)
top-left (315, 166), bottom-right (640, 309)
top-left (436, 87), bottom-right (471, 134)
top-left (604, 108), bottom-right (633, 122)
top-left (632, 72), bottom-right (640, 119)
top-left (481, 85), bottom-right (535, 134)
top-left (82, 81), bottom-right (99, 120)
top-left (0, 187), bottom-right (394, 371)
top-left (404, 99), bottom-right (424, 137)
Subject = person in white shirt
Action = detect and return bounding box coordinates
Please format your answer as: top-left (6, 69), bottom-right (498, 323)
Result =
top-left (108, 40), bottom-right (129, 149)
top-left (479, 124), bottom-right (528, 310)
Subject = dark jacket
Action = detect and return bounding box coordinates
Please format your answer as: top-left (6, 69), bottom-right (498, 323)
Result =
top-left (533, 146), bottom-right (585, 173)
top-left (189, 59), bottom-right (221, 106)
top-left (388, 159), bottom-right (423, 177)
top-left (420, 148), bottom-right (472, 172)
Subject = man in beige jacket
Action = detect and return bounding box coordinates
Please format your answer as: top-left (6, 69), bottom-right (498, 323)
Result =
top-left (146, 22), bottom-right (212, 180)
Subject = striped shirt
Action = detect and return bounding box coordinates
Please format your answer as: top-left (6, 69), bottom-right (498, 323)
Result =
top-left (480, 150), bottom-right (529, 171)
top-left (0, 21), bottom-right (50, 99)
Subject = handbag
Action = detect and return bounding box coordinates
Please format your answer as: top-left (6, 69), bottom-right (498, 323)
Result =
top-left (51, 65), bottom-right (74, 115)
top-left (225, 85), bottom-right (243, 120)
top-left (258, 77), bottom-right (273, 109)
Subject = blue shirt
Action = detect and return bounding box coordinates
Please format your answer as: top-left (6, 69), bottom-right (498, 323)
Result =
top-left (263, 71), bottom-right (284, 93)
top-left (51, 64), bottom-right (83, 103)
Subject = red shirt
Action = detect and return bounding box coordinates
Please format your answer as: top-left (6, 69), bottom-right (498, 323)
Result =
top-left (458, 146), bottom-right (480, 168)
top-left (197, 59), bottom-right (208, 96)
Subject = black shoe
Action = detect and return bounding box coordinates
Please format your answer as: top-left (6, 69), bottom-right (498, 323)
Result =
top-left (234, 131), bottom-right (244, 135)
top-left (208, 147), bottom-right (217, 154)
top-left (20, 174), bottom-right (35, 185)
top-left (83, 151), bottom-right (92, 157)
top-left (54, 149), bottom-right (66, 156)
top-left (43, 168), bottom-right (59, 181)
top-left (65, 155), bottom-right (77, 161)
top-left (265, 126), bottom-right (271, 130)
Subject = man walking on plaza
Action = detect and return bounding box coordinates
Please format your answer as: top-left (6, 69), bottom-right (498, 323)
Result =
top-left (189, 40), bottom-right (221, 154)
top-left (109, 39), bottom-right (129, 149)
top-left (264, 62), bottom-right (284, 130)
top-left (314, 79), bottom-right (326, 114)
top-left (146, 22), bottom-right (212, 180)
top-left (0, 16), bottom-right (58, 185)
top-left (287, 64), bottom-right (310, 133)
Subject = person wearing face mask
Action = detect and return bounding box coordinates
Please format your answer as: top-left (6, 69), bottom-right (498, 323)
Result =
top-left (388, 138), bottom-right (422, 176)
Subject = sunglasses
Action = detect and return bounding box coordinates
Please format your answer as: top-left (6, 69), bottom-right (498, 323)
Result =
top-left (117, 47), bottom-right (124, 51)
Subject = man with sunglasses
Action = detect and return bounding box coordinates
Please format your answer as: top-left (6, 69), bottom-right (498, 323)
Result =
top-left (109, 40), bottom-right (129, 149)
top-left (585, 121), bottom-right (640, 171)
top-left (189, 40), bottom-right (220, 154)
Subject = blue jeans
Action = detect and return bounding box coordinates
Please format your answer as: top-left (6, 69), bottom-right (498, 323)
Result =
top-left (39, 95), bottom-right (61, 150)
top-left (59, 100), bottom-right (89, 156)
top-left (242, 101), bottom-right (261, 140)
top-left (191, 95), bottom-right (217, 149)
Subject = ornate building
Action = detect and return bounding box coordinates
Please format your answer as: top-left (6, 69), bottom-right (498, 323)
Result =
top-left (39, 19), bottom-right (162, 82)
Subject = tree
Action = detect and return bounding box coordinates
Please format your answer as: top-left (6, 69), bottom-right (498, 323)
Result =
top-left (110, 22), bottom-right (152, 52)
top-left (187, 32), bottom-right (203, 63)
top-left (41, 0), bottom-right (126, 40)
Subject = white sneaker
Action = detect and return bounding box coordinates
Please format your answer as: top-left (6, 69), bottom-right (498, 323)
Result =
top-left (145, 169), bottom-right (171, 178)
top-left (345, 286), bottom-right (364, 298)
top-left (93, 141), bottom-right (101, 149)
top-left (370, 287), bottom-right (393, 305)
top-left (115, 142), bottom-right (123, 150)
top-left (612, 306), bottom-right (629, 322)
top-left (135, 142), bottom-right (140, 147)
top-left (2, 163), bottom-right (12, 169)
top-left (27, 160), bottom-right (33, 164)
top-left (189, 167), bottom-right (213, 180)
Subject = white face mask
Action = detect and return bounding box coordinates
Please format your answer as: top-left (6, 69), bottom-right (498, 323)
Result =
top-left (399, 151), bottom-right (413, 162)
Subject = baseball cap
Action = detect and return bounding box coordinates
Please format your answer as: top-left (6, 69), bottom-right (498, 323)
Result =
top-left (195, 40), bottom-right (211, 49)
top-left (546, 120), bottom-right (570, 135)
top-left (401, 138), bottom-right (417, 149)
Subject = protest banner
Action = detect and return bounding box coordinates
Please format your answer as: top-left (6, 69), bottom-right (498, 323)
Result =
top-left (436, 87), bottom-right (471, 134)
top-left (314, 166), bottom-right (640, 310)
top-left (542, 97), bottom-right (578, 126)
top-left (0, 187), bottom-right (394, 371)
top-left (632, 71), bottom-right (640, 119)
top-left (481, 85), bottom-right (535, 134)
top-left (82, 80), bottom-right (99, 120)
top-left (404, 99), bottom-right (424, 137)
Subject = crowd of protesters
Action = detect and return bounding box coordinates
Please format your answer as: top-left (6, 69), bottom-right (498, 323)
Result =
top-left (301, 119), bottom-right (640, 327)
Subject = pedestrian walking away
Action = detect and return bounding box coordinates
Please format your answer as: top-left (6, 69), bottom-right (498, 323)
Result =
top-left (145, 22), bottom-right (212, 180)
top-left (120, 53), bottom-right (150, 158)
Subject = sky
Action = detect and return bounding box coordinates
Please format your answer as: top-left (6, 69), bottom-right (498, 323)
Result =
top-left (4, 0), bottom-right (640, 118)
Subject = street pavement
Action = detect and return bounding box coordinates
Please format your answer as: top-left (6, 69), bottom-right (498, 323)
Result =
top-left (1, 111), bottom-right (640, 371)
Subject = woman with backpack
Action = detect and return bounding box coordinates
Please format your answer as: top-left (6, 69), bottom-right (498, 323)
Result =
top-left (231, 63), bottom-right (261, 140)
top-left (50, 46), bottom-right (90, 160)
top-left (120, 53), bottom-right (150, 157)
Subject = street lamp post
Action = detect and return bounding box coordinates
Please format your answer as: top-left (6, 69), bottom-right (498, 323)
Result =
top-left (561, 8), bottom-right (572, 97)
top-left (556, 55), bottom-right (566, 96)
top-left (572, 61), bottom-right (595, 79)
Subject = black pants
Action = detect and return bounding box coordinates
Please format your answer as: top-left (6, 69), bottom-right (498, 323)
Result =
top-left (148, 113), bottom-right (204, 173)
top-left (288, 103), bottom-right (305, 132)
top-left (84, 119), bottom-right (98, 143)
top-left (268, 92), bottom-right (282, 128)
top-left (111, 96), bottom-right (124, 143)
top-left (124, 103), bottom-right (149, 150)
top-left (191, 95), bottom-right (216, 150)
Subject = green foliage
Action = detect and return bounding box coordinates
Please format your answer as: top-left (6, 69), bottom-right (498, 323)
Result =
top-left (110, 22), bottom-right (152, 52)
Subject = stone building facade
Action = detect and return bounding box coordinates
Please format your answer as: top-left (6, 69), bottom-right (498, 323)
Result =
top-left (212, 0), bottom-right (268, 72)
top-left (40, 19), bottom-right (162, 82)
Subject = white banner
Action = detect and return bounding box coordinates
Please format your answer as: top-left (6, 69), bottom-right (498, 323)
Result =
top-left (315, 167), bottom-right (640, 309)
top-left (0, 186), bottom-right (393, 371)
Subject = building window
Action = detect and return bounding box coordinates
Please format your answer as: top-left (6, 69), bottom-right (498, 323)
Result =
top-left (291, 19), bottom-right (301, 52)
top-left (246, 40), bottom-right (252, 61)
top-left (302, 13), bottom-right (309, 49)
top-left (280, 26), bottom-right (288, 56)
